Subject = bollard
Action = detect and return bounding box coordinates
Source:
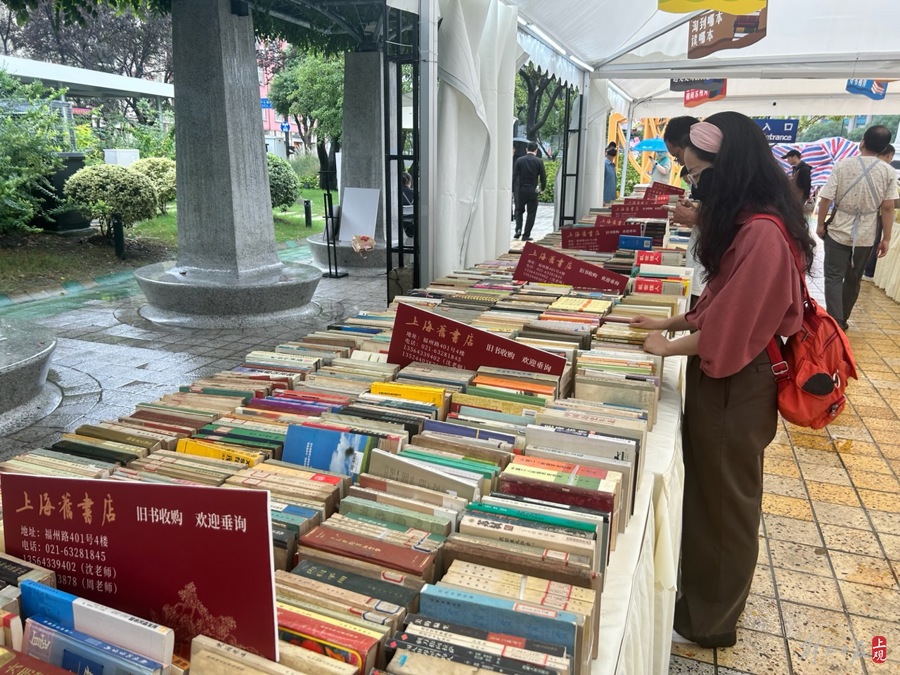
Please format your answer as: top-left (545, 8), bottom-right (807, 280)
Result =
top-left (112, 214), bottom-right (125, 259)
top-left (304, 199), bottom-right (312, 228)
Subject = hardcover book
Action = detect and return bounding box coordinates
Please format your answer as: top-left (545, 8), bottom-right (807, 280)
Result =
top-left (282, 425), bottom-right (379, 481)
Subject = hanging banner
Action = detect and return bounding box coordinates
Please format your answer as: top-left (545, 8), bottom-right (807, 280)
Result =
top-left (684, 80), bottom-right (727, 107)
top-left (845, 79), bottom-right (889, 101)
top-left (670, 78), bottom-right (723, 92)
top-left (660, 0), bottom-right (765, 13)
top-left (687, 5), bottom-right (767, 59)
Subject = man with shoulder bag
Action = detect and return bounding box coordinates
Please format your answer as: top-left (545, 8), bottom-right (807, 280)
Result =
top-left (816, 125), bottom-right (898, 329)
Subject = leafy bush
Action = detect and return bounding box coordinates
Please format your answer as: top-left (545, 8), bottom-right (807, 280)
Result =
top-left (267, 153), bottom-right (301, 209)
top-left (290, 153), bottom-right (320, 189)
top-left (64, 164), bottom-right (158, 235)
top-left (538, 159), bottom-right (559, 203)
top-left (130, 157), bottom-right (176, 213)
top-left (74, 123), bottom-right (105, 165)
top-left (0, 71), bottom-right (65, 236)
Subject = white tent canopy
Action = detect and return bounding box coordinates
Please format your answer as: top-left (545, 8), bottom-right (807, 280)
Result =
top-left (503, 0), bottom-right (900, 117)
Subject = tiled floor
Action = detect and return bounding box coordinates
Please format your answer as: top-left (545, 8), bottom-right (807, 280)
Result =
top-left (670, 277), bottom-right (900, 673)
top-left (2, 208), bottom-right (898, 674)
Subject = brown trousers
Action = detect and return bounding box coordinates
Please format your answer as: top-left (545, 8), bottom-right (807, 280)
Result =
top-left (673, 350), bottom-right (777, 648)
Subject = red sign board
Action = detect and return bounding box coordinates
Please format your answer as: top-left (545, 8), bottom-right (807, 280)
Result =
top-left (594, 215), bottom-right (626, 227)
top-left (636, 250), bottom-right (663, 265)
top-left (388, 302), bottom-right (566, 376)
top-left (687, 6), bottom-right (767, 60)
top-left (611, 202), bottom-right (670, 219)
top-left (634, 278), bottom-right (665, 294)
top-left (684, 80), bottom-right (728, 108)
top-left (513, 242), bottom-right (629, 292)
top-left (1, 474), bottom-right (278, 660)
top-left (562, 224), bottom-right (642, 252)
top-left (647, 182), bottom-right (685, 196)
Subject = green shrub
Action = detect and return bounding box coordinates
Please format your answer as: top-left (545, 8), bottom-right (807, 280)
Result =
top-left (290, 153), bottom-right (320, 189)
top-left (267, 153), bottom-right (301, 210)
top-left (64, 164), bottom-right (158, 235)
top-left (130, 157), bottom-right (176, 213)
top-left (538, 159), bottom-right (559, 203)
top-left (0, 71), bottom-right (65, 236)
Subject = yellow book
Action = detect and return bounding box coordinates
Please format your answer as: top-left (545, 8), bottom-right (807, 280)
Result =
top-left (369, 381), bottom-right (447, 408)
top-left (176, 438), bottom-right (265, 467)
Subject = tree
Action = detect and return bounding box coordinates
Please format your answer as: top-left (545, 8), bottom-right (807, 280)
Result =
top-left (515, 64), bottom-right (567, 152)
top-left (269, 50), bottom-right (344, 190)
top-left (4, 0), bottom-right (172, 124)
top-left (0, 70), bottom-right (65, 236)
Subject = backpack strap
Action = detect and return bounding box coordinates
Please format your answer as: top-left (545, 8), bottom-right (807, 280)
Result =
top-left (750, 213), bottom-right (805, 384)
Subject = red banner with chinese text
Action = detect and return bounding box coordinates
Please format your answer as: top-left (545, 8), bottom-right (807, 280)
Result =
top-left (387, 302), bottom-right (566, 375)
top-left (1, 474), bottom-right (278, 660)
top-left (513, 242), bottom-right (629, 292)
top-left (562, 224), bottom-right (641, 253)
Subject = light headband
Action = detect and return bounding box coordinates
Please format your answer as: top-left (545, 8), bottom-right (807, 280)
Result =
top-left (690, 122), bottom-right (723, 154)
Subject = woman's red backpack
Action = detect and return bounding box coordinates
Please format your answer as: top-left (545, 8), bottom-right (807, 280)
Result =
top-left (764, 216), bottom-right (857, 429)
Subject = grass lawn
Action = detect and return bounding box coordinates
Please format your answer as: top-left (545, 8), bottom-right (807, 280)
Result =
top-left (0, 189), bottom-right (337, 296)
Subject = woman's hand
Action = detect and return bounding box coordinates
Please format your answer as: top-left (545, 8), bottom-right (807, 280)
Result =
top-left (630, 315), bottom-right (668, 331)
top-left (642, 331), bottom-right (670, 356)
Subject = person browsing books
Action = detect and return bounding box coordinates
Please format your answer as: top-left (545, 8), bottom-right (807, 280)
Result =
top-left (629, 112), bottom-right (814, 649)
top-left (679, 123), bottom-right (718, 303)
top-left (663, 116), bottom-right (700, 228)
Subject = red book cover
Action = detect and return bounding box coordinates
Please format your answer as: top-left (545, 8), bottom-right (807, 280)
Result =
top-left (387, 302), bottom-right (566, 376)
top-left (300, 526), bottom-right (435, 579)
top-left (128, 409), bottom-right (207, 431)
top-left (513, 243), bottom-right (629, 292)
top-left (498, 473), bottom-right (615, 516)
top-left (0, 646), bottom-right (70, 673)
top-left (633, 278), bottom-right (664, 294)
top-left (1, 474), bottom-right (278, 660)
top-left (561, 224), bottom-right (641, 253)
top-left (276, 605), bottom-right (378, 675)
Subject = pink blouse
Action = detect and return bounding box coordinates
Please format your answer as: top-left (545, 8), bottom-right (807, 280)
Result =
top-left (685, 215), bottom-right (805, 378)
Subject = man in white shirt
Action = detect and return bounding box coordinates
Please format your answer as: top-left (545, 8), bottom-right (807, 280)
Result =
top-left (817, 125), bottom-right (898, 329)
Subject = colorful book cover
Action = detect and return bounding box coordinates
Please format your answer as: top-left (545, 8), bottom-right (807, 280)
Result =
top-left (282, 425), bottom-right (378, 480)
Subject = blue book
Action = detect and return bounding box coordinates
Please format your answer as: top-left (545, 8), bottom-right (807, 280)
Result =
top-left (419, 585), bottom-right (580, 665)
top-left (23, 615), bottom-right (165, 674)
top-left (618, 235), bottom-right (653, 250)
top-left (422, 419), bottom-right (517, 445)
top-left (282, 424), bottom-right (378, 480)
top-left (19, 580), bottom-right (174, 665)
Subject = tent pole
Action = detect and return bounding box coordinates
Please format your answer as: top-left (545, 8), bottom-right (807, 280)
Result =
top-left (619, 101), bottom-right (634, 199)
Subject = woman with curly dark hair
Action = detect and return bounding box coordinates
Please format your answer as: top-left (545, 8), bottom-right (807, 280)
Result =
top-left (631, 111), bottom-right (816, 648)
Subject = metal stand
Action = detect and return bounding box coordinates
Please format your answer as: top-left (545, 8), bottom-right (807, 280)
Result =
top-left (322, 188), bottom-right (347, 278)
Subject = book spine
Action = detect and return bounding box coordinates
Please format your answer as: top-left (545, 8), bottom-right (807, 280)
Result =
top-left (290, 560), bottom-right (418, 609)
top-left (498, 475), bottom-right (615, 515)
top-left (404, 617), bottom-right (570, 675)
top-left (459, 516), bottom-right (593, 558)
top-left (389, 634), bottom-right (557, 675)
top-left (300, 527), bottom-right (434, 578)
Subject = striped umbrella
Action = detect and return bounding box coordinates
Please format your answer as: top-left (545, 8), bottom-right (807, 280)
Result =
top-left (772, 137), bottom-right (860, 186)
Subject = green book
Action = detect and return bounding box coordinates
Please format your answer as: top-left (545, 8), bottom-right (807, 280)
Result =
top-left (466, 502), bottom-right (597, 535)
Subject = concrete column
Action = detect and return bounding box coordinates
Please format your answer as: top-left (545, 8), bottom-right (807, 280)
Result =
top-left (341, 51), bottom-right (387, 241)
top-left (171, 0), bottom-right (281, 279)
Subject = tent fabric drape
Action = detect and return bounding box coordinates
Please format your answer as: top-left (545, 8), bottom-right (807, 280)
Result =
top-left (516, 30), bottom-right (582, 90)
top-left (435, 0), bottom-right (517, 278)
